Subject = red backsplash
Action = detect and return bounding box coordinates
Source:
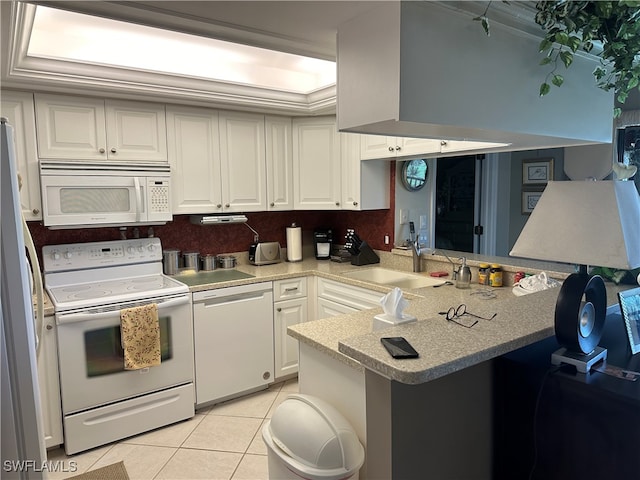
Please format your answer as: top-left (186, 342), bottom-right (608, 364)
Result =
top-left (28, 162), bottom-right (396, 261)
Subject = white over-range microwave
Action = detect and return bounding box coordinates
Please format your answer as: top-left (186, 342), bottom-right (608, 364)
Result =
top-left (40, 161), bottom-right (172, 229)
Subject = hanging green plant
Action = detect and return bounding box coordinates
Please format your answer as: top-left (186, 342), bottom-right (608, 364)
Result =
top-left (476, 1), bottom-right (640, 117)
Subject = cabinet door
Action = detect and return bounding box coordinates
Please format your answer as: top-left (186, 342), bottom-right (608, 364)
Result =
top-left (1, 91), bottom-right (42, 220)
top-left (219, 111), bottom-right (267, 212)
top-left (35, 93), bottom-right (107, 160)
top-left (341, 132), bottom-right (362, 210)
top-left (37, 317), bottom-right (63, 449)
top-left (167, 106), bottom-right (222, 214)
top-left (105, 100), bottom-right (167, 162)
top-left (396, 137), bottom-right (441, 157)
top-left (360, 134), bottom-right (396, 160)
top-left (274, 297), bottom-right (308, 378)
top-left (265, 115), bottom-right (293, 211)
top-left (293, 117), bottom-right (341, 210)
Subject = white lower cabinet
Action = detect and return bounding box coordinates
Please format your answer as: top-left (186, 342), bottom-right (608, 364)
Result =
top-left (38, 316), bottom-right (63, 449)
top-left (273, 278), bottom-right (308, 379)
top-left (192, 283), bottom-right (274, 407)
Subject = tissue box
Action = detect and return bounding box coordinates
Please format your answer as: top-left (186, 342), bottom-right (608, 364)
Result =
top-left (373, 313), bottom-right (417, 331)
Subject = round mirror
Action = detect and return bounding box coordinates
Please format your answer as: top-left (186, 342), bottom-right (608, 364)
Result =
top-left (401, 159), bottom-right (428, 191)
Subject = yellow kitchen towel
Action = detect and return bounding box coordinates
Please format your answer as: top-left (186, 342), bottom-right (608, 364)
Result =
top-left (120, 303), bottom-right (161, 370)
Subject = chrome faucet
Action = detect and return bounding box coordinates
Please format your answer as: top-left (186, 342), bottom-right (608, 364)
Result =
top-left (433, 250), bottom-right (458, 280)
top-left (412, 240), bottom-right (422, 272)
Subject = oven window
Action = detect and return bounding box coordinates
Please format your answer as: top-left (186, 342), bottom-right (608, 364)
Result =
top-left (60, 187), bottom-right (131, 213)
top-left (84, 316), bottom-right (172, 377)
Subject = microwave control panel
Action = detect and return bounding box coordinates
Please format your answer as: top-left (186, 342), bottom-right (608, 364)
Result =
top-left (147, 179), bottom-right (171, 219)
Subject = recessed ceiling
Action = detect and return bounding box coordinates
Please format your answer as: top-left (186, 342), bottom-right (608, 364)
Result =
top-left (29, 4), bottom-right (336, 94)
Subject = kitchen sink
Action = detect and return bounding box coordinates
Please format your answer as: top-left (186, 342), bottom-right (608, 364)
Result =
top-left (342, 267), bottom-right (446, 289)
top-left (172, 269), bottom-right (255, 287)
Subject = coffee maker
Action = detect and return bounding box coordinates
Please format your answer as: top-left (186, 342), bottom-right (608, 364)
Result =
top-left (313, 228), bottom-right (333, 260)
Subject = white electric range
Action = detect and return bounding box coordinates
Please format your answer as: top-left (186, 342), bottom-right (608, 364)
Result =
top-left (43, 238), bottom-right (194, 455)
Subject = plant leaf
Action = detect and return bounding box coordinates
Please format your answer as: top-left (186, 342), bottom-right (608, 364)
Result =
top-left (539, 83), bottom-right (551, 96)
top-left (560, 51), bottom-right (573, 68)
top-left (539, 38), bottom-right (553, 53)
top-left (539, 57), bottom-right (552, 65)
top-left (552, 74), bottom-right (564, 87)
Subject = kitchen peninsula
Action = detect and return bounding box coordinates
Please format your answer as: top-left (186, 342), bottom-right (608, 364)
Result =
top-left (287, 259), bottom-right (626, 480)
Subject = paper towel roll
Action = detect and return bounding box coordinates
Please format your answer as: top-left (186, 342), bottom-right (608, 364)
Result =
top-left (286, 225), bottom-right (302, 262)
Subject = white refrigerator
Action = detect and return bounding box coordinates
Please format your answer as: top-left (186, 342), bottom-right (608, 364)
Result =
top-left (1, 117), bottom-right (46, 479)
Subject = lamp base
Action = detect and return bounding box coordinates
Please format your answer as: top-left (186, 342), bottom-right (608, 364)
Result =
top-left (551, 346), bottom-right (607, 373)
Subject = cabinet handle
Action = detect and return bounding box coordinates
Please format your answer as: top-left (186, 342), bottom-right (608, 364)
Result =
top-left (99, 148), bottom-right (106, 154)
top-left (335, 201), bottom-right (340, 206)
top-left (110, 148), bottom-right (117, 154)
top-left (277, 307), bottom-right (282, 312)
top-left (284, 287), bottom-right (298, 292)
top-left (395, 146), bottom-right (401, 151)
top-left (441, 140), bottom-right (447, 146)
top-left (270, 202), bottom-right (275, 207)
top-left (32, 208), bottom-right (40, 215)
top-left (225, 203), bottom-right (230, 208)
top-left (46, 324), bottom-right (53, 330)
top-left (353, 201), bottom-right (358, 206)
top-left (216, 204), bottom-right (222, 209)
top-left (388, 146), bottom-right (394, 152)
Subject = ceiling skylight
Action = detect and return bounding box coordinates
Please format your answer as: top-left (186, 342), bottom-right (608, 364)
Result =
top-left (28, 5), bottom-right (336, 94)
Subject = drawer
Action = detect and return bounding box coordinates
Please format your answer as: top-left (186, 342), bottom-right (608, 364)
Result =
top-left (317, 277), bottom-right (383, 311)
top-left (273, 277), bottom-right (307, 301)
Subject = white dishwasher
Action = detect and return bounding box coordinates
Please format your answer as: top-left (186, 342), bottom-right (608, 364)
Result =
top-left (193, 282), bottom-right (274, 407)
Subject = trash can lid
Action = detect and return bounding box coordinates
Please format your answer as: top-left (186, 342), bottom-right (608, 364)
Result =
top-left (268, 394), bottom-right (365, 472)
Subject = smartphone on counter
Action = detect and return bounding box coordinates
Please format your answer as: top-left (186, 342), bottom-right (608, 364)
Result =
top-left (380, 337), bottom-right (419, 359)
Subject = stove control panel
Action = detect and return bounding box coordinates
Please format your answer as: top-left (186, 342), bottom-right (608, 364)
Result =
top-left (43, 238), bottom-right (162, 272)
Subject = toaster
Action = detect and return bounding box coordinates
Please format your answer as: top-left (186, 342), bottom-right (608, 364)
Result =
top-left (249, 242), bottom-right (282, 266)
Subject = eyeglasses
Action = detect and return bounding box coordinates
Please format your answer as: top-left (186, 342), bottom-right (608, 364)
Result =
top-left (438, 304), bottom-right (497, 328)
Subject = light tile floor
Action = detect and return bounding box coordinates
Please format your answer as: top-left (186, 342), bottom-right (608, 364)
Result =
top-left (47, 378), bottom-right (299, 480)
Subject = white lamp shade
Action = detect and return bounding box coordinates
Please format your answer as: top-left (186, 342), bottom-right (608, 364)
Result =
top-left (510, 180), bottom-right (640, 270)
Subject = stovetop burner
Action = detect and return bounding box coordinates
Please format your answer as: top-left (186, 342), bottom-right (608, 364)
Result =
top-left (43, 239), bottom-right (189, 312)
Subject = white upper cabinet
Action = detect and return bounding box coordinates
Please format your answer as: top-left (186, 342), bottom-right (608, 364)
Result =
top-left (1, 91), bottom-right (42, 220)
top-left (293, 116), bottom-right (341, 210)
top-left (360, 134), bottom-right (440, 160)
top-left (168, 107), bottom-right (267, 214)
top-left (341, 133), bottom-right (390, 211)
top-left (265, 115), bottom-right (294, 211)
top-left (35, 94), bottom-right (167, 162)
top-left (167, 105), bottom-right (222, 214)
top-left (219, 111), bottom-right (267, 212)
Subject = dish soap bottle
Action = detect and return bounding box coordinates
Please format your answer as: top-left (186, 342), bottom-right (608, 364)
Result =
top-left (456, 257), bottom-right (472, 289)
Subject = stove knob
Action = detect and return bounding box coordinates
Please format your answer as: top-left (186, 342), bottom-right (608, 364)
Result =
top-left (138, 246), bottom-right (144, 252)
top-left (63, 251), bottom-right (72, 259)
top-left (147, 244), bottom-right (156, 252)
top-left (51, 252), bottom-right (61, 261)
top-left (127, 246), bottom-right (135, 254)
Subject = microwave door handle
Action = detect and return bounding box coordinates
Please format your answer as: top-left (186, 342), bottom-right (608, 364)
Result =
top-left (133, 176), bottom-right (142, 222)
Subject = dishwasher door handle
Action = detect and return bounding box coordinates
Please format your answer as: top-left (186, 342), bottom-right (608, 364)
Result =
top-left (197, 291), bottom-right (268, 307)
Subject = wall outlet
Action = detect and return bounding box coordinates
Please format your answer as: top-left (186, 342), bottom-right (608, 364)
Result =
top-left (399, 209), bottom-right (409, 225)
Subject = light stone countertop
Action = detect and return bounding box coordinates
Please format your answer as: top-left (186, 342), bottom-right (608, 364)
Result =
top-left (169, 252), bottom-right (628, 385)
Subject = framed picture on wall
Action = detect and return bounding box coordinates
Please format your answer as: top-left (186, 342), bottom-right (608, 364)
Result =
top-left (618, 287), bottom-right (640, 355)
top-left (522, 190), bottom-right (543, 214)
top-left (522, 158), bottom-right (554, 185)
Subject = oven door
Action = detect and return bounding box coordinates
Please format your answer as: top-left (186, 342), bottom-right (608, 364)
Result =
top-left (56, 294), bottom-right (193, 414)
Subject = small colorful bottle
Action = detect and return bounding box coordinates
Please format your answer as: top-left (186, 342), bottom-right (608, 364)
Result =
top-left (489, 264), bottom-right (503, 287)
top-left (478, 263), bottom-right (490, 285)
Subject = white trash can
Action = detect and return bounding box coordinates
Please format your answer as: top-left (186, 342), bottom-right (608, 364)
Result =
top-left (262, 394), bottom-right (365, 480)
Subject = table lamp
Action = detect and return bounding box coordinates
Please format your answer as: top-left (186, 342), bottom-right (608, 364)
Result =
top-left (510, 180), bottom-right (640, 373)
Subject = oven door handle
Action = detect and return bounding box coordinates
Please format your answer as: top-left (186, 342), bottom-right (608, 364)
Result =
top-left (56, 295), bottom-right (190, 324)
